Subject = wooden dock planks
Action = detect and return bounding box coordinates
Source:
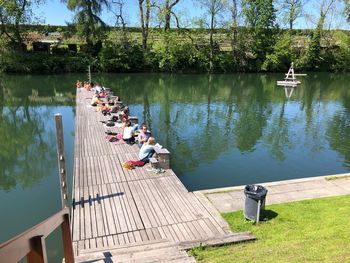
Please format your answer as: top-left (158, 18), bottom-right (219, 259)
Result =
top-left (72, 89), bottom-right (232, 257)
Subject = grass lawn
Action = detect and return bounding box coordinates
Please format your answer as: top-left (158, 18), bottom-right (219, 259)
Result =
top-left (189, 195), bottom-right (350, 263)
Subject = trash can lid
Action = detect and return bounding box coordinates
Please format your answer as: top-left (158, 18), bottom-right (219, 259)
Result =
top-left (244, 184), bottom-right (268, 198)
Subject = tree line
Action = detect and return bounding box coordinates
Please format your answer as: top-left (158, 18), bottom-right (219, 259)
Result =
top-left (1, 0), bottom-right (350, 73)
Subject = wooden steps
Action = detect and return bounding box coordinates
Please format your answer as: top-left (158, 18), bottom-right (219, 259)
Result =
top-left (75, 239), bottom-right (195, 263)
top-left (179, 232), bottom-right (256, 250)
top-left (74, 232), bottom-right (255, 263)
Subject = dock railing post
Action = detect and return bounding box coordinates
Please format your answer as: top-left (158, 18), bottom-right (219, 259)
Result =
top-left (61, 213), bottom-right (74, 263)
top-left (55, 113), bottom-right (68, 209)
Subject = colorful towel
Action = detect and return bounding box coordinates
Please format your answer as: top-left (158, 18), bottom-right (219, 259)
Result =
top-left (128, 160), bottom-right (146, 167)
top-left (113, 139), bottom-right (125, 145)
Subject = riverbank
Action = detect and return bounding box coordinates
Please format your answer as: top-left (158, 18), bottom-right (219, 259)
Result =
top-left (190, 174), bottom-right (350, 262)
top-left (195, 173), bottom-right (350, 213)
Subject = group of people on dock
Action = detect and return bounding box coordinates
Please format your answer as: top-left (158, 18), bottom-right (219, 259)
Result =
top-left (77, 80), bottom-right (158, 167)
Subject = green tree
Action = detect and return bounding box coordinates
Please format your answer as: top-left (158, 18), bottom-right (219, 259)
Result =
top-left (229, 0), bottom-right (239, 54)
top-left (138, 0), bottom-right (151, 50)
top-left (343, 0), bottom-right (350, 21)
top-left (305, 0), bottom-right (340, 70)
top-left (277, 0), bottom-right (305, 30)
top-left (0, 0), bottom-right (43, 52)
top-left (262, 31), bottom-right (293, 71)
top-left (196, 0), bottom-right (227, 72)
top-left (63, 0), bottom-right (109, 54)
top-left (242, 0), bottom-right (277, 68)
top-left (154, 0), bottom-right (182, 30)
top-left (110, 0), bottom-right (129, 45)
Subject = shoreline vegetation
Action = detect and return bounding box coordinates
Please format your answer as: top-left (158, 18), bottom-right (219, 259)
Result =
top-left (2, 1), bottom-right (350, 74)
top-left (2, 27), bottom-right (350, 74)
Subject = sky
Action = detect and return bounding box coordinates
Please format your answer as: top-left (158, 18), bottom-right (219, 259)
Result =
top-left (34, 0), bottom-right (349, 30)
top-left (35, 0), bottom-right (197, 27)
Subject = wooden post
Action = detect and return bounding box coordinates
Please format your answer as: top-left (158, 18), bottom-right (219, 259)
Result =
top-left (155, 148), bottom-right (170, 169)
top-left (27, 236), bottom-right (47, 263)
top-left (55, 114), bottom-right (68, 209)
top-left (61, 214), bottom-right (74, 263)
top-left (88, 65), bottom-right (91, 83)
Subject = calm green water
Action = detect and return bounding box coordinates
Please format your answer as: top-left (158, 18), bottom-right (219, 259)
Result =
top-left (1, 73), bottom-right (350, 260)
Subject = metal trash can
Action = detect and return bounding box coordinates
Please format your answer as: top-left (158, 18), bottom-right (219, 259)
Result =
top-left (244, 184), bottom-right (268, 222)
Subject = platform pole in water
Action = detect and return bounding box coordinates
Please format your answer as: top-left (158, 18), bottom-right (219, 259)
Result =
top-left (55, 113), bottom-right (69, 209)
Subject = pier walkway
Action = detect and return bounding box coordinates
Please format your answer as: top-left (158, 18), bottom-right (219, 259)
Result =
top-left (71, 89), bottom-right (254, 262)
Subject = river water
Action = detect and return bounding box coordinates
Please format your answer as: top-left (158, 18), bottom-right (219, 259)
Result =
top-left (1, 72), bottom-right (350, 260)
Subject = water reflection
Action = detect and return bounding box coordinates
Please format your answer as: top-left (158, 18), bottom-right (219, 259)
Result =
top-left (1, 72), bottom-right (350, 262)
top-left (94, 72), bottom-right (350, 190)
top-left (1, 72), bottom-right (350, 192)
top-left (0, 75), bottom-right (76, 191)
top-left (284, 86), bottom-right (295, 99)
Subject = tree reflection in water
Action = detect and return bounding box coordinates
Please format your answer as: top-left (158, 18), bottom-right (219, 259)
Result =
top-left (1, 72), bottom-right (350, 191)
top-left (326, 81), bottom-right (350, 169)
top-left (0, 75), bottom-right (76, 191)
top-left (102, 72), bottom-right (350, 189)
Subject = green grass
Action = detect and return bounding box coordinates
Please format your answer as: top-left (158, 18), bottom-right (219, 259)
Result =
top-left (189, 195), bottom-right (350, 263)
top-left (325, 175), bottom-right (350, 181)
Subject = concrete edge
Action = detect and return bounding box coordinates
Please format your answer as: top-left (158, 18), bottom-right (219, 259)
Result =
top-left (194, 173), bottom-right (350, 195)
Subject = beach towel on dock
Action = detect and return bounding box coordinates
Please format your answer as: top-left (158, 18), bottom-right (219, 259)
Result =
top-left (129, 160), bottom-right (146, 167)
top-left (113, 139), bottom-right (125, 145)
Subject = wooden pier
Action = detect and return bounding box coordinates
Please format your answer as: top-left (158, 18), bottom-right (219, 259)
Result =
top-left (71, 89), bottom-right (254, 262)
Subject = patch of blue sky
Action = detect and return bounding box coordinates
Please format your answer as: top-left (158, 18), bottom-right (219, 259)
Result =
top-left (34, 0), bottom-right (349, 29)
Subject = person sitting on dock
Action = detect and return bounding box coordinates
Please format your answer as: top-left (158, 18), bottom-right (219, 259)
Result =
top-left (120, 106), bottom-right (129, 122)
top-left (138, 137), bottom-right (156, 163)
top-left (122, 121), bottom-right (135, 145)
top-left (137, 123), bottom-right (151, 148)
top-left (100, 103), bottom-right (111, 115)
top-left (122, 137), bottom-right (156, 168)
top-left (93, 83), bottom-right (102, 94)
top-left (98, 89), bottom-right (108, 98)
top-left (91, 94), bottom-right (102, 106)
top-left (110, 98), bottom-right (125, 113)
top-left (76, 80), bottom-right (82, 89)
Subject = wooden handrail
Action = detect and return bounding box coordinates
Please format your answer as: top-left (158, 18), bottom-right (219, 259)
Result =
top-left (0, 207), bottom-right (74, 263)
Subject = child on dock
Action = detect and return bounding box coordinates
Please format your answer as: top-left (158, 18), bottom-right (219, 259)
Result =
top-left (137, 123), bottom-right (151, 148)
top-left (122, 121), bottom-right (135, 145)
top-left (122, 137), bottom-right (156, 169)
top-left (139, 137), bottom-right (156, 162)
top-left (120, 107), bottom-right (129, 122)
top-left (76, 80), bottom-right (82, 89)
top-left (91, 94), bottom-right (102, 106)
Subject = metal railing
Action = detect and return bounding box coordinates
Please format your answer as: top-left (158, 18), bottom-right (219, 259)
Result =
top-left (0, 207), bottom-right (74, 263)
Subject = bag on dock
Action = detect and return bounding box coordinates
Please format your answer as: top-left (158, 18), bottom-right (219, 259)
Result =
top-left (106, 121), bottom-right (115, 127)
top-left (111, 106), bottom-right (119, 113)
top-left (109, 137), bottom-right (118, 142)
top-left (111, 115), bottom-right (118, 122)
top-left (105, 130), bottom-right (118, 136)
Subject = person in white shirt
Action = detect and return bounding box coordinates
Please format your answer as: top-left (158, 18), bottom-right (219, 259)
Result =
top-left (122, 121), bottom-right (135, 145)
